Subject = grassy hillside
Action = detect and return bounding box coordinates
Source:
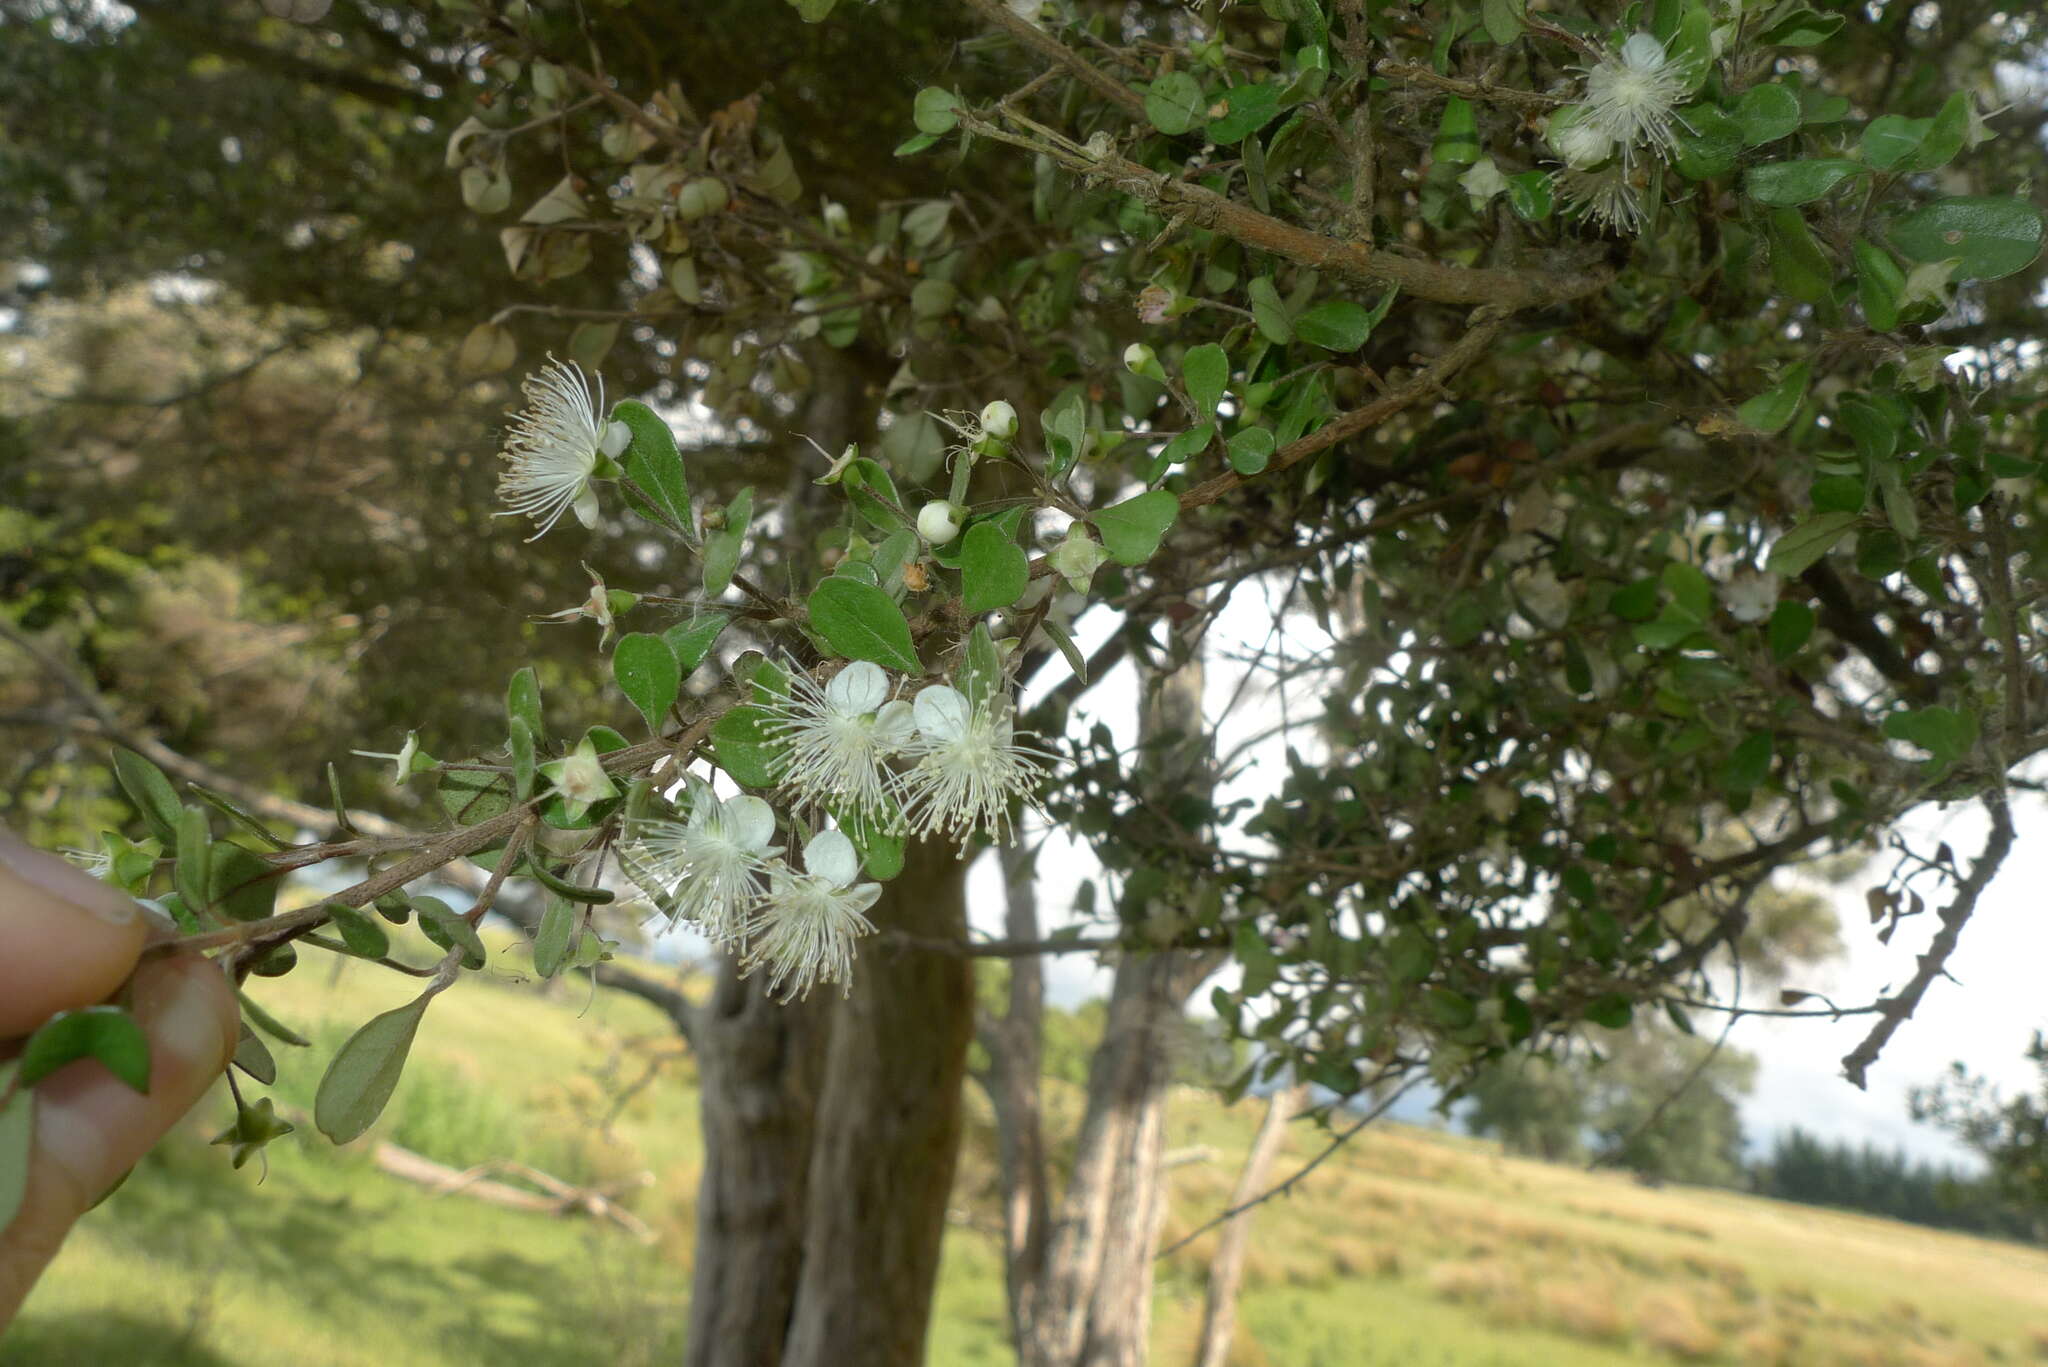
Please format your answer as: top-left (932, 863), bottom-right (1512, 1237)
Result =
top-left (11, 941), bottom-right (2048, 1367)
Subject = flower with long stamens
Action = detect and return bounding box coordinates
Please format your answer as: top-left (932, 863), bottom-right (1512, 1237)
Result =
top-left (742, 830), bottom-right (880, 1000)
top-left (898, 683), bottom-right (1050, 847)
top-left (496, 359), bottom-right (631, 540)
top-left (1556, 165), bottom-right (1650, 237)
top-left (760, 661), bottom-right (915, 826)
top-left (1575, 33), bottom-right (1692, 167)
top-left (622, 781), bottom-right (779, 946)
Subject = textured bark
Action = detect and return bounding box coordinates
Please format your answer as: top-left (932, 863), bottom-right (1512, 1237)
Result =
top-left (779, 838), bottom-right (975, 1367)
top-left (685, 965), bottom-right (830, 1367)
top-left (1190, 1085), bottom-right (1306, 1367)
top-left (986, 838), bottom-right (1051, 1347)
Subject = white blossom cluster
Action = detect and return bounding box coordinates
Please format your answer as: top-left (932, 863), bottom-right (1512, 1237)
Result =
top-left (620, 661), bottom-right (1050, 1000)
top-left (1548, 33), bottom-right (1695, 236)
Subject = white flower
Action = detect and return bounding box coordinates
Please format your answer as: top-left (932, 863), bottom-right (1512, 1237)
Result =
top-left (761, 661), bottom-right (915, 825)
top-left (539, 736), bottom-right (618, 823)
top-left (496, 359), bottom-right (632, 541)
top-left (1548, 106), bottom-right (1617, 170)
top-left (1721, 569), bottom-right (1780, 623)
top-left (1576, 33), bottom-right (1691, 166)
top-left (623, 782), bottom-right (779, 945)
top-left (742, 830), bottom-right (881, 1000)
top-left (60, 844), bottom-right (114, 880)
top-left (898, 684), bottom-right (1049, 846)
top-left (917, 500), bottom-right (964, 545)
top-left (1555, 166), bottom-right (1649, 237)
top-left (979, 400), bottom-right (1019, 442)
top-left (537, 562), bottom-right (630, 647)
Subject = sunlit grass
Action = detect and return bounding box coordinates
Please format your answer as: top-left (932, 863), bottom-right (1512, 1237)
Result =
top-left (15, 940), bottom-right (2048, 1365)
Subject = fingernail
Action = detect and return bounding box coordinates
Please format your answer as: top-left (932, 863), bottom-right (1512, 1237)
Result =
top-left (0, 824), bottom-right (139, 926)
top-left (138, 960), bottom-right (236, 1072)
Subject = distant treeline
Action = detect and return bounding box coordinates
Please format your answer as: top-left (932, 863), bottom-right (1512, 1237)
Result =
top-left (1749, 1127), bottom-right (2043, 1245)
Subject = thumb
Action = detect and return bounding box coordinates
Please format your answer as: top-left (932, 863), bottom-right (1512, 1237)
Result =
top-left (1, 954), bottom-right (239, 1325)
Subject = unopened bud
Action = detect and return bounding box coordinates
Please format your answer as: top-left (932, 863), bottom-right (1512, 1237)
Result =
top-left (917, 500), bottom-right (964, 545)
top-left (979, 400), bottom-right (1018, 442)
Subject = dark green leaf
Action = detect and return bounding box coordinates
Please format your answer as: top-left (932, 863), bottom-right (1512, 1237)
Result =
top-left (1757, 5), bottom-right (1843, 44)
top-left (0, 1063), bottom-right (30, 1235)
top-left (532, 899), bottom-right (577, 979)
top-left (1144, 72), bottom-right (1206, 135)
top-left (1293, 299), bottom-right (1375, 351)
top-left (232, 1024), bottom-right (277, 1085)
top-left (711, 705), bottom-right (788, 788)
top-left (1093, 490), bottom-right (1179, 566)
top-left (1207, 83), bottom-right (1284, 144)
top-left (912, 87), bottom-right (961, 136)
top-left (439, 765), bottom-right (513, 827)
top-left (702, 487), bottom-right (754, 596)
top-left (1734, 84), bottom-right (1802, 146)
top-left (613, 400), bottom-right (691, 535)
top-left (1722, 730), bottom-right (1774, 794)
top-left (1431, 96), bottom-right (1480, 167)
top-left (1745, 159), bottom-right (1866, 207)
top-left (1766, 210), bottom-right (1834, 305)
top-left (1736, 359), bottom-right (1812, 433)
top-left (1507, 170), bottom-right (1553, 219)
top-left (662, 613), bottom-right (730, 675)
top-left (1181, 343), bottom-right (1230, 419)
top-left (328, 904), bottom-right (390, 959)
top-left (1888, 197), bottom-right (2045, 281)
top-left (174, 806), bottom-right (210, 917)
top-left (614, 632), bottom-right (682, 732)
top-left (509, 715), bottom-right (535, 799)
top-left (959, 521), bottom-right (1030, 616)
top-left (1853, 239), bottom-right (1905, 331)
top-left (1765, 511), bottom-right (1858, 576)
top-left (1585, 994), bottom-right (1634, 1029)
top-left (1247, 276), bottom-right (1293, 344)
top-left (314, 992), bottom-right (432, 1144)
top-left (1162, 423), bottom-right (1215, 465)
top-left (807, 577), bottom-right (921, 673)
top-left (1768, 600), bottom-right (1815, 661)
top-left (112, 748), bottom-right (180, 845)
top-left (1672, 104), bottom-right (1742, 179)
top-left (19, 1006), bottom-right (152, 1094)
top-left (1227, 427), bottom-right (1276, 475)
top-left (1900, 92), bottom-right (1969, 173)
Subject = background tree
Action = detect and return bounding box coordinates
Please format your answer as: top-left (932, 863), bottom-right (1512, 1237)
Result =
top-left (5, 2), bottom-right (2048, 1366)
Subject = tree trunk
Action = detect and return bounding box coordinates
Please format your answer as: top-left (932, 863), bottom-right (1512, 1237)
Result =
top-left (987, 838), bottom-right (1050, 1348)
top-left (781, 838), bottom-right (974, 1367)
top-left (1190, 1085), bottom-right (1306, 1367)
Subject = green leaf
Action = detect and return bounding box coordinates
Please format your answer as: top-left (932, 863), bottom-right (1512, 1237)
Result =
top-left (237, 989), bottom-right (310, 1047)
top-left (1181, 343), bottom-right (1229, 419)
top-left (1144, 72), bottom-right (1206, 136)
top-left (1900, 92), bottom-right (1969, 173)
top-left (523, 855), bottom-right (616, 904)
top-left (1481, 0), bottom-right (1525, 43)
top-left (209, 843), bottom-right (276, 923)
top-left (1745, 159), bottom-right (1866, 207)
top-left (613, 400), bottom-right (691, 535)
top-left (1859, 114), bottom-right (1930, 170)
top-left (960, 623), bottom-right (1004, 711)
top-left (0, 1063), bottom-right (30, 1236)
top-left (1294, 299), bottom-right (1375, 351)
top-left (1043, 617), bottom-right (1089, 684)
top-left (1835, 398), bottom-right (1898, 463)
top-left (662, 613), bottom-right (729, 676)
top-left (1889, 197), bottom-right (2045, 282)
top-left (1736, 359), bottom-right (1812, 433)
top-left (893, 131), bottom-right (939, 158)
top-left (613, 632), bottom-right (681, 732)
top-left (314, 992), bottom-right (432, 1144)
top-left (174, 806), bottom-right (210, 917)
top-left (1207, 83), bottom-right (1284, 144)
top-left (1768, 600), bottom-right (1815, 661)
top-left (1811, 474), bottom-right (1865, 514)
top-left (1735, 84), bottom-right (1802, 146)
top-left (1162, 423), bottom-right (1215, 465)
top-left (1883, 705), bottom-right (1977, 769)
top-left (232, 1025), bottom-right (276, 1085)
top-left (711, 704), bottom-right (787, 788)
top-left (790, 0), bottom-right (838, 18)
top-left (1766, 209), bottom-right (1834, 305)
top-left (327, 904), bottom-right (390, 960)
top-left (1765, 511), bottom-right (1858, 576)
top-left (19, 1006), bottom-right (152, 1093)
top-left (1431, 96), bottom-right (1480, 167)
top-left (1507, 170), bottom-right (1553, 220)
top-left (912, 87), bottom-right (961, 136)
top-left (414, 896), bottom-right (487, 970)
top-left (1854, 239), bottom-right (1905, 331)
top-left (509, 715), bottom-right (535, 799)
top-left (1228, 427), bottom-right (1276, 475)
top-left (112, 748), bottom-right (181, 845)
top-left (702, 487), bottom-right (754, 596)
top-left (959, 521), bottom-right (1029, 616)
top-left (1661, 562), bottom-right (1713, 620)
top-left (807, 578), bottom-right (921, 673)
top-left (1093, 490), bottom-right (1179, 566)
top-left (1236, 923), bottom-right (1278, 996)
top-left (1247, 276), bottom-right (1293, 344)
top-left (1757, 5), bottom-right (1843, 44)
top-left (1723, 730), bottom-right (1774, 794)
top-left (439, 765), bottom-right (513, 827)
top-left (532, 899), bottom-right (577, 978)
top-left (506, 667), bottom-right (543, 742)
top-left (1585, 994), bottom-right (1634, 1029)
top-left (1672, 104), bottom-right (1743, 180)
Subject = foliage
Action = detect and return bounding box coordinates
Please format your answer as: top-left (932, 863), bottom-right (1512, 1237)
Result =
top-left (1912, 1032), bottom-right (2048, 1223)
top-left (1753, 1124), bottom-right (2041, 1244)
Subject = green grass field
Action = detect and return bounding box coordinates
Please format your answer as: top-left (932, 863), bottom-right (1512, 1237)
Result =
top-left (11, 940), bottom-right (2048, 1367)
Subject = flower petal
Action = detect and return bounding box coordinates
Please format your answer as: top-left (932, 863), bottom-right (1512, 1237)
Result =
top-left (826, 660), bottom-right (889, 716)
top-left (913, 684), bottom-right (970, 742)
top-left (872, 699), bottom-right (915, 749)
top-left (724, 795), bottom-right (778, 852)
top-left (571, 483), bottom-right (602, 529)
top-left (602, 419), bottom-right (632, 458)
top-left (804, 829), bottom-right (860, 887)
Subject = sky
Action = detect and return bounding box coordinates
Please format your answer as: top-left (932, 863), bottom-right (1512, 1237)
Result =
top-left (954, 581), bottom-right (2048, 1172)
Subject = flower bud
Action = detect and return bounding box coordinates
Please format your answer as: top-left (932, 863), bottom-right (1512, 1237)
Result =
top-left (1049, 525), bottom-right (1111, 595)
top-left (979, 400), bottom-right (1018, 442)
top-left (917, 500), bottom-right (964, 545)
top-left (1123, 342), bottom-right (1166, 383)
